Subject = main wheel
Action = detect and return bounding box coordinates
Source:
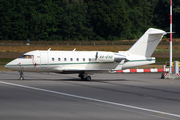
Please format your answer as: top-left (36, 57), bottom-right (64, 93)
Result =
top-left (85, 76), bottom-right (91, 81)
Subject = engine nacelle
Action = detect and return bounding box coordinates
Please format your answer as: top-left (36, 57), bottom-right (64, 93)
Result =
top-left (96, 52), bottom-right (114, 62)
top-left (96, 52), bottom-right (126, 62)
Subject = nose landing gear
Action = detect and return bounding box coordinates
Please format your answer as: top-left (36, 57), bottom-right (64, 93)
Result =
top-left (19, 71), bottom-right (24, 80)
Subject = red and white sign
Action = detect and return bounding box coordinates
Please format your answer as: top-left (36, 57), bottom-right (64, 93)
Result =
top-left (116, 68), bottom-right (174, 73)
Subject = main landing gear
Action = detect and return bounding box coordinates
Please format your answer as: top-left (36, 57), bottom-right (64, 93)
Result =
top-left (19, 71), bottom-right (24, 80)
top-left (78, 73), bottom-right (91, 81)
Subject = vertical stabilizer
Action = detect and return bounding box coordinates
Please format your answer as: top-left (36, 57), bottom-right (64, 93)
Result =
top-left (128, 28), bottom-right (166, 57)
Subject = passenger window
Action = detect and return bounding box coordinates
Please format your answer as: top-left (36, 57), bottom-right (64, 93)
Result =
top-left (64, 58), bottom-right (67, 61)
top-left (70, 58), bottom-right (73, 61)
top-left (83, 58), bottom-right (85, 61)
top-left (77, 58), bottom-right (79, 61)
top-left (58, 58), bottom-right (61, 61)
top-left (89, 58), bottom-right (91, 61)
top-left (52, 58), bottom-right (54, 61)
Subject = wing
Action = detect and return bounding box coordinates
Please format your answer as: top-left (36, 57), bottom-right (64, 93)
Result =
top-left (54, 67), bottom-right (110, 74)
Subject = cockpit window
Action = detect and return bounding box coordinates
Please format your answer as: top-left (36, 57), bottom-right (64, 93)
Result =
top-left (19, 55), bottom-right (34, 59)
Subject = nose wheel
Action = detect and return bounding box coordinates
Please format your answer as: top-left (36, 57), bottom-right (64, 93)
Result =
top-left (19, 71), bottom-right (24, 80)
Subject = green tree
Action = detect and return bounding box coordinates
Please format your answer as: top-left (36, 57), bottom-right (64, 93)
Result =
top-left (87, 0), bottom-right (128, 40)
top-left (153, 0), bottom-right (180, 38)
top-left (124, 0), bottom-right (158, 39)
top-left (28, 0), bottom-right (61, 40)
top-left (60, 3), bottom-right (94, 40)
top-left (0, 0), bottom-right (13, 40)
top-left (1, 0), bottom-right (180, 40)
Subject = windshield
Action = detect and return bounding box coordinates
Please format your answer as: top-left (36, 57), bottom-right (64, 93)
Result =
top-left (19, 55), bottom-right (34, 59)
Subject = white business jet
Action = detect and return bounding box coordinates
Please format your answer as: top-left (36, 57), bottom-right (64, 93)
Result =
top-left (5, 28), bottom-right (166, 80)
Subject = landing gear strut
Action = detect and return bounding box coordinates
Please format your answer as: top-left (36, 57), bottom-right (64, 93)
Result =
top-left (19, 71), bottom-right (24, 80)
top-left (78, 73), bottom-right (91, 81)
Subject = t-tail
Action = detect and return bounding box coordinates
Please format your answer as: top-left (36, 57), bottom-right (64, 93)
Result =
top-left (116, 28), bottom-right (166, 70)
top-left (128, 28), bottom-right (166, 57)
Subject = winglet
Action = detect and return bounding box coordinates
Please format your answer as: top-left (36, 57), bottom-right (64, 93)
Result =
top-left (73, 48), bottom-right (76, 51)
top-left (48, 48), bottom-right (51, 51)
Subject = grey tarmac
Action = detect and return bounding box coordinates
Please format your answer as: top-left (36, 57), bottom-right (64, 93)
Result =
top-left (0, 71), bottom-right (180, 120)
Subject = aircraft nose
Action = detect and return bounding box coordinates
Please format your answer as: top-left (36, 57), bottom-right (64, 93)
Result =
top-left (4, 59), bottom-right (22, 71)
top-left (4, 64), bottom-right (7, 68)
top-left (4, 60), bottom-right (16, 70)
top-left (4, 62), bottom-right (10, 69)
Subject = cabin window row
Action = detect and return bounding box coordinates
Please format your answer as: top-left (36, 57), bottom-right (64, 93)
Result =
top-left (52, 58), bottom-right (92, 62)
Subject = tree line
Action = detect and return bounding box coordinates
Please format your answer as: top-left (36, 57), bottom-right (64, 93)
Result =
top-left (0, 0), bottom-right (180, 41)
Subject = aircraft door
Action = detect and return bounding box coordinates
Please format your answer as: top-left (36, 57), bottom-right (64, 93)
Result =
top-left (40, 51), bottom-right (49, 67)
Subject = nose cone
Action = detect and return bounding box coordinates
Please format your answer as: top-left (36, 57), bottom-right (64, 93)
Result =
top-left (4, 62), bottom-right (11, 69)
top-left (4, 64), bottom-right (7, 68)
top-left (4, 59), bottom-right (17, 70)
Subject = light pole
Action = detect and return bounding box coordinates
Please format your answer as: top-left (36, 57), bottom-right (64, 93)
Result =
top-left (169, 0), bottom-right (172, 73)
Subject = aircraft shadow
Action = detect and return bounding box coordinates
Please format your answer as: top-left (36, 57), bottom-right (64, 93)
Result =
top-left (1, 78), bottom-right (128, 82)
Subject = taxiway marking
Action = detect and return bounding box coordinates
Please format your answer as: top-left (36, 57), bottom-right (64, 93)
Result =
top-left (0, 81), bottom-right (180, 118)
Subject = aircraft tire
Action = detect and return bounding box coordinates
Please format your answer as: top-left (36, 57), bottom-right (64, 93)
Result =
top-left (86, 76), bottom-right (91, 81)
top-left (19, 76), bottom-right (24, 80)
